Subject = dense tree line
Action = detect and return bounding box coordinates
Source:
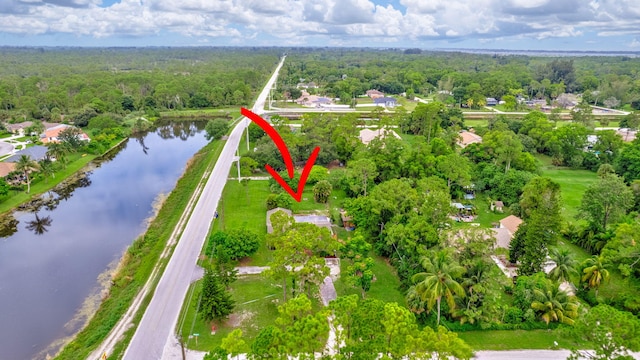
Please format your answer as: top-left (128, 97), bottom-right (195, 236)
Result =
top-left (278, 49), bottom-right (640, 110)
top-left (0, 47), bottom-right (280, 122)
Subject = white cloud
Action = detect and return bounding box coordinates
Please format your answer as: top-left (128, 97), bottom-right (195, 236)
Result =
top-left (0, 0), bottom-right (639, 47)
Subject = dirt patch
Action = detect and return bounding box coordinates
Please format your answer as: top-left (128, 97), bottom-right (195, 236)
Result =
top-left (226, 310), bottom-right (254, 328)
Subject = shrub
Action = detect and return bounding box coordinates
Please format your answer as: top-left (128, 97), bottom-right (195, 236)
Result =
top-left (266, 193), bottom-right (293, 210)
top-left (504, 306), bottom-right (523, 324)
top-left (307, 165), bottom-right (329, 185)
top-left (205, 229), bottom-right (259, 260)
top-left (313, 180), bottom-right (332, 203)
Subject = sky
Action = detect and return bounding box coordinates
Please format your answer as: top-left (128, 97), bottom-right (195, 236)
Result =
top-left (0, 0), bottom-right (639, 51)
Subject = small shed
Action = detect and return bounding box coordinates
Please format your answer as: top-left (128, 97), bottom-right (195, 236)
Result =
top-left (340, 210), bottom-right (355, 231)
top-left (491, 201), bottom-right (505, 213)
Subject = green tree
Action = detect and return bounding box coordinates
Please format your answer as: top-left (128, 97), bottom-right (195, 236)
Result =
top-left (345, 158), bottom-right (378, 197)
top-left (547, 248), bottom-right (578, 284)
top-left (212, 245), bottom-right (238, 289)
top-left (15, 155), bottom-right (38, 193)
top-left (410, 250), bottom-right (465, 325)
top-left (58, 126), bottom-right (84, 150)
top-left (547, 123), bottom-right (589, 167)
top-left (220, 329), bottom-right (246, 360)
top-left (581, 255), bottom-right (610, 298)
top-left (210, 229), bottom-right (260, 260)
top-left (0, 178), bottom-right (9, 197)
top-left (615, 138), bottom-right (640, 183)
top-left (38, 158), bottom-right (55, 184)
top-left (312, 180), bottom-right (332, 203)
top-left (579, 174), bottom-right (633, 231)
top-left (347, 257), bottom-right (374, 299)
top-left (205, 119), bottom-right (229, 141)
top-left (436, 152), bottom-right (471, 188)
top-left (569, 304), bottom-right (640, 360)
top-left (510, 213), bottom-right (556, 276)
top-left (266, 217), bottom-right (335, 300)
top-left (572, 100), bottom-right (595, 128)
top-left (601, 221), bottom-right (640, 277)
top-left (47, 142), bottom-right (69, 167)
top-left (483, 130), bottom-right (524, 172)
top-left (530, 281), bottom-right (579, 325)
top-left (199, 270), bottom-right (235, 322)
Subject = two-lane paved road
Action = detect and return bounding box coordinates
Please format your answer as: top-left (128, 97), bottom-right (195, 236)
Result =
top-left (123, 56), bottom-right (285, 360)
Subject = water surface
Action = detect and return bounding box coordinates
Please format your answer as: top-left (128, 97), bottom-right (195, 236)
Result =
top-left (0, 121), bottom-right (208, 360)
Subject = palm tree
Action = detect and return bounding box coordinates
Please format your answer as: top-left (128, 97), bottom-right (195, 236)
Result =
top-left (46, 142), bottom-right (69, 167)
top-left (15, 155), bottom-right (38, 194)
top-left (38, 159), bottom-right (55, 184)
top-left (411, 250), bottom-right (465, 326)
top-left (531, 281), bottom-right (579, 325)
top-left (461, 259), bottom-right (490, 301)
top-left (581, 255), bottom-right (610, 298)
top-left (548, 248), bottom-right (578, 284)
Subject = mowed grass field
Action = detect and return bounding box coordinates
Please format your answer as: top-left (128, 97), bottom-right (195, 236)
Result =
top-left (537, 155), bottom-right (598, 219)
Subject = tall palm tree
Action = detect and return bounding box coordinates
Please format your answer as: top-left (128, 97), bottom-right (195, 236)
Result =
top-left (581, 255), bottom-right (610, 298)
top-left (15, 155), bottom-right (38, 194)
top-left (548, 248), bottom-right (578, 284)
top-left (38, 159), bottom-right (55, 184)
top-left (461, 259), bottom-right (490, 301)
top-left (411, 250), bottom-right (465, 325)
top-left (531, 281), bottom-right (579, 325)
top-left (46, 142), bottom-right (69, 167)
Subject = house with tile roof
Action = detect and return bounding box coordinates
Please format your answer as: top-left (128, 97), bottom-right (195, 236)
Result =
top-left (492, 215), bottom-right (523, 249)
top-left (0, 162), bottom-right (16, 178)
top-left (5, 121), bottom-right (33, 135)
top-left (358, 128), bottom-right (402, 145)
top-left (40, 124), bottom-right (90, 144)
top-left (458, 130), bottom-right (483, 148)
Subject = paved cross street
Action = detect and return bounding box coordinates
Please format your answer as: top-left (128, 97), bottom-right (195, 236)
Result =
top-left (122, 56), bottom-right (285, 360)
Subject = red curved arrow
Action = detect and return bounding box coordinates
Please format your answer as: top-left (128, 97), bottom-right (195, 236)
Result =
top-left (241, 108), bottom-right (320, 202)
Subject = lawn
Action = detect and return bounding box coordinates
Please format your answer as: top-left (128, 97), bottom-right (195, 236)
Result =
top-left (457, 329), bottom-right (584, 350)
top-left (470, 194), bottom-right (510, 228)
top-left (178, 274), bottom-right (281, 352)
top-left (537, 155), bottom-right (598, 219)
top-left (333, 255), bottom-right (406, 305)
top-left (212, 180), bottom-right (272, 265)
top-left (465, 119), bottom-right (488, 128)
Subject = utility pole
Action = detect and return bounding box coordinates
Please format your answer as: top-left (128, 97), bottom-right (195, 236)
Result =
top-left (235, 149), bottom-right (241, 183)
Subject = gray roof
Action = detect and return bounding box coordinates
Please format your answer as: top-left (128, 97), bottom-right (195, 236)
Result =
top-left (5, 146), bottom-right (48, 163)
top-left (374, 97), bottom-right (397, 104)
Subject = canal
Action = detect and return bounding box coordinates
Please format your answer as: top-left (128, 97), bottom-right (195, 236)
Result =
top-left (0, 121), bottom-right (208, 360)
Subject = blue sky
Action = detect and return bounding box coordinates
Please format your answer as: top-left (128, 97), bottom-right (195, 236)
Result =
top-left (0, 0), bottom-right (639, 50)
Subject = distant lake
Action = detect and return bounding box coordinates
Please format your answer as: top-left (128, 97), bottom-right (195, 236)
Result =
top-left (0, 121), bottom-right (208, 360)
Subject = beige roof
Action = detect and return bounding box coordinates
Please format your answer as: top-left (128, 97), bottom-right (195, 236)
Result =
top-left (359, 128), bottom-right (401, 145)
top-left (0, 162), bottom-right (16, 177)
top-left (458, 130), bottom-right (483, 148)
top-left (5, 122), bottom-right (32, 132)
top-left (492, 228), bottom-right (512, 249)
top-left (41, 124), bottom-right (90, 144)
top-left (499, 215), bottom-right (523, 235)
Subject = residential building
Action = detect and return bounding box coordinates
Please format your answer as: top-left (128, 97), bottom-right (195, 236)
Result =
top-left (457, 130), bottom-right (483, 148)
top-left (40, 124), bottom-right (90, 144)
top-left (358, 128), bottom-right (401, 145)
